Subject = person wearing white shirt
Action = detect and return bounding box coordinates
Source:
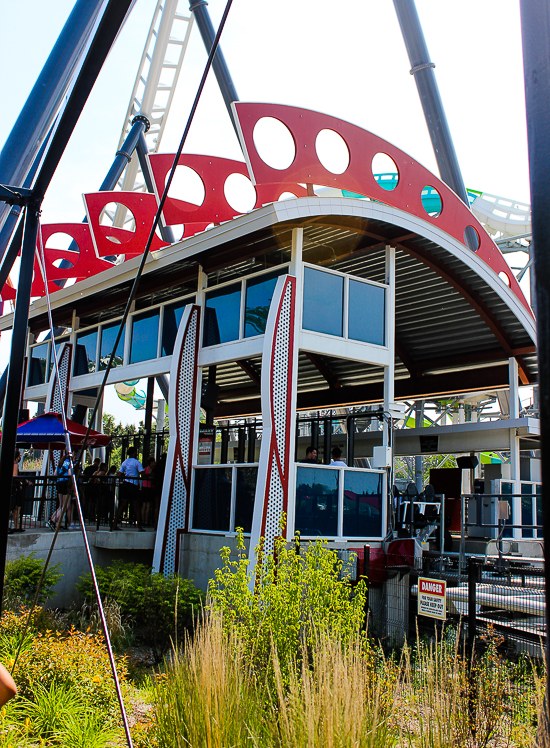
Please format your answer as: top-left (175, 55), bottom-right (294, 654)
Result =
top-left (330, 446), bottom-right (347, 467)
top-left (112, 447), bottom-right (144, 531)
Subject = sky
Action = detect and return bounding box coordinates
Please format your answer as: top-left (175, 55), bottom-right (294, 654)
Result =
top-left (0, 0), bottom-right (532, 423)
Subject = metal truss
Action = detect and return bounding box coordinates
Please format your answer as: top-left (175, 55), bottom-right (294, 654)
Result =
top-left (105, 0), bottom-right (195, 230)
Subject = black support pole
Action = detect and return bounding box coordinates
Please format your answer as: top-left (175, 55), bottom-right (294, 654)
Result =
top-left (0, 0), bottom-right (108, 235)
top-left (519, 1), bottom-right (550, 734)
top-left (189, 0), bottom-right (240, 138)
top-left (0, 206), bottom-right (39, 611)
top-left (392, 0), bottom-right (470, 207)
top-left (135, 132), bottom-right (175, 244)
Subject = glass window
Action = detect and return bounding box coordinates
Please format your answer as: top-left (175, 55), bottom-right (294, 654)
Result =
top-left (244, 270), bottom-right (286, 337)
top-left (161, 300), bottom-right (188, 357)
top-left (348, 280), bottom-right (385, 346)
top-left (28, 343), bottom-right (49, 386)
top-left (130, 309), bottom-right (160, 364)
top-left (203, 283), bottom-right (241, 347)
top-left (295, 466), bottom-right (339, 537)
top-left (302, 267), bottom-right (343, 337)
top-left (235, 466), bottom-right (257, 532)
top-left (192, 467), bottom-right (232, 531)
top-left (73, 330), bottom-right (98, 376)
top-left (99, 323), bottom-right (124, 370)
top-left (343, 470), bottom-right (383, 538)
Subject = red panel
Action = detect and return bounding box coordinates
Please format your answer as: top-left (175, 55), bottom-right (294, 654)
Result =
top-left (234, 102), bottom-right (531, 314)
top-left (1, 223), bottom-right (114, 302)
top-left (148, 153), bottom-right (307, 227)
top-left (84, 191), bottom-right (169, 257)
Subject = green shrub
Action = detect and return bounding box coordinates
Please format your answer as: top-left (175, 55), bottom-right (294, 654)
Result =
top-left (13, 626), bottom-right (129, 718)
top-left (77, 561), bottom-right (204, 661)
top-left (208, 529), bottom-right (366, 684)
top-left (4, 553), bottom-right (62, 607)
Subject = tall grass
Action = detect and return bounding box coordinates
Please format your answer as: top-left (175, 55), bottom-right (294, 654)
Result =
top-left (152, 615), bottom-right (540, 748)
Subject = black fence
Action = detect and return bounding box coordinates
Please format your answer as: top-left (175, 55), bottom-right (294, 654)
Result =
top-left (9, 474), bottom-right (159, 533)
top-left (348, 548), bottom-right (545, 660)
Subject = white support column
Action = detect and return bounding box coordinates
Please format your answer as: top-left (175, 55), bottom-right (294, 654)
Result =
top-left (383, 245), bottom-right (396, 449)
top-left (153, 305), bottom-right (201, 575)
top-left (249, 275), bottom-right (298, 572)
top-left (508, 357), bottom-right (521, 538)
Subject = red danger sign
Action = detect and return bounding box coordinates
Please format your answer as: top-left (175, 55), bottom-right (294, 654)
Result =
top-left (418, 577), bottom-right (447, 620)
top-left (419, 578), bottom-right (445, 597)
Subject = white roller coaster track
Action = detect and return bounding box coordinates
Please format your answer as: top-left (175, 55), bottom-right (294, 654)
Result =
top-left (107, 0), bottom-right (195, 230)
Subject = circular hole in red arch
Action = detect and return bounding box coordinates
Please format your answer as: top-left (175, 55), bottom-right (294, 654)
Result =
top-left (421, 185), bottom-right (442, 217)
top-left (99, 203), bottom-right (136, 244)
top-left (166, 165), bottom-right (205, 208)
top-left (315, 129), bottom-right (350, 174)
top-left (253, 117), bottom-right (296, 170)
top-left (499, 271), bottom-right (511, 287)
top-left (224, 173), bottom-right (257, 213)
top-left (464, 225), bottom-right (480, 250)
top-left (371, 153), bottom-right (399, 191)
top-left (45, 232), bottom-right (79, 254)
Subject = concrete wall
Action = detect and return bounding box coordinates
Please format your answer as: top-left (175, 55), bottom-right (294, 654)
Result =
top-left (178, 532), bottom-right (251, 592)
top-left (7, 530), bottom-right (155, 608)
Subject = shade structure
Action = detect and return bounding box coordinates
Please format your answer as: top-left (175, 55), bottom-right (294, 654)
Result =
top-left (15, 412), bottom-right (110, 449)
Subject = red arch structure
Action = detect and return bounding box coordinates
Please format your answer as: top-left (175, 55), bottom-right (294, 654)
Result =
top-left (233, 102), bottom-right (531, 314)
top-left (0, 103), bottom-right (531, 321)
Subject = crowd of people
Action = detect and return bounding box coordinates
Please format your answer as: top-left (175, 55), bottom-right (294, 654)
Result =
top-left (45, 448), bottom-right (167, 532)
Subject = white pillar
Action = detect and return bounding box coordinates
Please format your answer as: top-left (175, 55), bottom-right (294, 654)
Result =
top-left (508, 357), bottom-right (521, 538)
top-left (383, 245), bottom-right (396, 450)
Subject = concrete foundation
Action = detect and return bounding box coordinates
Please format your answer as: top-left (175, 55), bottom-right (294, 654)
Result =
top-left (7, 529), bottom-right (155, 608)
top-left (178, 532), bottom-right (250, 592)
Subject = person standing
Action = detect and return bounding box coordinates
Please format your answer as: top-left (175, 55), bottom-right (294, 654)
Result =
top-left (49, 454), bottom-right (74, 530)
top-left (10, 450), bottom-right (24, 533)
top-left (113, 447), bottom-right (143, 531)
top-left (330, 446), bottom-right (347, 466)
top-left (301, 446), bottom-right (318, 464)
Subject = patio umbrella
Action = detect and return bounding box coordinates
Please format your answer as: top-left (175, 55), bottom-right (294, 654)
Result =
top-left (15, 412), bottom-right (111, 449)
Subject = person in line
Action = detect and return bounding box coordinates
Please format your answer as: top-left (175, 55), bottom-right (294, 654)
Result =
top-left (153, 453), bottom-right (166, 529)
top-left (49, 454), bottom-right (74, 530)
top-left (113, 447), bottom-right (143, 531)
top-left (330, 446), bottom-right (346, 466)
top-left (301, 446), bottom-right (318, 464)
top-left (10, 450), bottom-right (25, 533)
top-left (141, 457), bottom-right (156, 528)
top-left (82, 456), bottom-right (101, 520)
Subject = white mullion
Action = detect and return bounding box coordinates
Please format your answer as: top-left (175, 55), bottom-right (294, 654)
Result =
top-left (343, 275), bottom-right (349, 339)
top-left (157, 304), bottom-right (164, 358)
top-left (337, 467), bottom-right (344, 539)
top-left (239, 278), bottom-right (246, 339)
top-left (229, 465), bottom-right (237, 532)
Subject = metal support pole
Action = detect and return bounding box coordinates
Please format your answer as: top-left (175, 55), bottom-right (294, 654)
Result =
top-left (414, 400), bottom-right (424, 491)
top-left (189, 0), bottom-right (240, 138)
top-left (220, 427), bottom-right (229, 464)
top-left (135, 132), bottom-right (175, 244)
top-left (0, 0), bottom-right (109, 234)
top-left (0, 206), bottom-right (39, 609)
top-left (323, 417), bottom-right (332, 465)
top-left (392, 0), bottom-right (470, 208)
top-left (247, 423), bottom-right (256, 463)
top-left (519, 6), bottom-right (550, 732)
top-left (237, 427), bottom-right (246, 463)
top-left (346, 415), bottom-right (355, 466)
top-left (142, 377), bottom-right (155, 461)
top-left (467, 556), bottom-right (479, 659)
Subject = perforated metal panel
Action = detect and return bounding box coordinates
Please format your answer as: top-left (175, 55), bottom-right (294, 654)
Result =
top-left (42, 343), bottom-right (73, 513)
top-left (250, 277), bottom-right (296, 557)
top-left (155, 306), bottom-right (200, 575)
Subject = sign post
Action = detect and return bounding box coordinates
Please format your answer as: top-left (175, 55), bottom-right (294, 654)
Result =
top-left (418, 577), bottom-right (447, 620)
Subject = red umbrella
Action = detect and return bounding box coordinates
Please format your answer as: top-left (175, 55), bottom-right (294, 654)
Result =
top-left (15, 412), bottom-right (111, 449)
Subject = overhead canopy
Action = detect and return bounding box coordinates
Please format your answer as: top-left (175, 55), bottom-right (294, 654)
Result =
top-left (16, 412), bottom-right (110, 449)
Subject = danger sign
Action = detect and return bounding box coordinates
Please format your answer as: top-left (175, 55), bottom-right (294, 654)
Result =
top-left (418, 577), bottom-right (447, 620)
